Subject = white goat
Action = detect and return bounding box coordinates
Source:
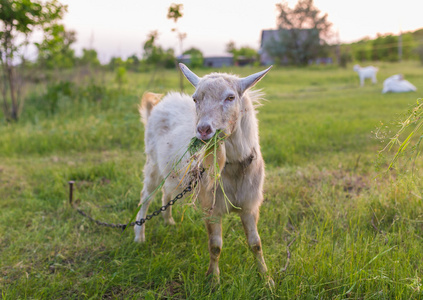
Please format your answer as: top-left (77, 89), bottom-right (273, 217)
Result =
top-left (134, 64), bottom-right (272, 281)
top-left (382, 74), bottom-right (417, 93)
top-left (353, 64), bottom-right (378, 86)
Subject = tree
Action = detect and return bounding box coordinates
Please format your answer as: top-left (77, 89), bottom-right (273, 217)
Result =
top-left (142, 31), bottom-right (175, 69)
top-left (143, 31), bottom-right (161, 65)
top-left (126, 54), bottom-right (140, 71)
top-left (226, 41), bottom-right (257, 66)
top-left (226, 41), bottom-right (236, 54)
top-left (350, 39), bottom-right (372, 62)
top-left (79, 48), bottom-right (101, 67)
top-left (0, 0), bottom-right (66, 121)
top-left (167, 3), bottom-right (185, 91)
top-left (36, 23), bottom-right (76, 69)
top-left (108, 56), bottom-right (124, 71)
top-left (266, 0), bottom-right (332, 65)
top-left (167, 3), bottom-right (183, 23)
top-left (418, 44), bottom-right (423, 65)
top-left (167, 3), bottom-right (185, 51)
top-left (183, 48), bottom-right (204, 68)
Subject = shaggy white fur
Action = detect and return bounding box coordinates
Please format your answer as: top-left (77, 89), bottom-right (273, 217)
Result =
top-left (134, 64), bottom-right (272, 281)
top-left (382, 74), bottom-right (417, 93)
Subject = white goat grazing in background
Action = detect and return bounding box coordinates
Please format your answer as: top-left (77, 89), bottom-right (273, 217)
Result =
top-left (134, 63), bottom-right (272, 281)
top-left (353, 64), bottom-right (378, 86)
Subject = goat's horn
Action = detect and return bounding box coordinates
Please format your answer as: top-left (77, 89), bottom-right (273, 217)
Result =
top-left (179, 63), bottom-right (201, 87)
top-left (240, 66), bottom-right (273, 93)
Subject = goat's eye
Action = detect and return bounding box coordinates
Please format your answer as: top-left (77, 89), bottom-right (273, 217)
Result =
top-left (226, 95), bottom-right (235, 101)
top-left (193, 98), bottom-right (197, 103)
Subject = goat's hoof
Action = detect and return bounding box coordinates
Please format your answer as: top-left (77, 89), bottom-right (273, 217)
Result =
top-left (164, 218), bottom-right (176, 226)
top-left (205, 272), bottom-right (220, 288)
top-left (266, 276), bottom-right (275, 288)
top-left (134, 236), bottom-right (146, 243)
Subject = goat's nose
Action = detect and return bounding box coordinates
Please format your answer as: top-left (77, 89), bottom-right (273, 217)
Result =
top-left (197, 124), bottom-right (212, 140)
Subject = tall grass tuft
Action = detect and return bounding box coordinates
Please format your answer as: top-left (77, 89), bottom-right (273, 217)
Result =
top-left (378, 98), bottom-right (423, 171)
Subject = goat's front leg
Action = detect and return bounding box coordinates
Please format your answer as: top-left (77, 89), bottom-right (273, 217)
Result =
top-left (372, 75), bottom-right (377, 84)
top-left (205, 217), bottom-right (222, 280)
top-left (241, 210), bottom-right (268, 275)
top-left (161, 192), bottom-right (175, 225)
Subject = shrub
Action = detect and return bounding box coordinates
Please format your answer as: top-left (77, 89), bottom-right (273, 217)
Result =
top-left (44, 81), bottom-right (75, 114)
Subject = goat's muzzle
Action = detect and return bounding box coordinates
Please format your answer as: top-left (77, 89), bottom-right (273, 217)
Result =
top-left (197, 124), bottom-right (214, 140)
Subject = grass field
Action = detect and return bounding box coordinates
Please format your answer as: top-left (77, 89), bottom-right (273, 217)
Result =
top-left (1, 61), bottom-right (423, 299)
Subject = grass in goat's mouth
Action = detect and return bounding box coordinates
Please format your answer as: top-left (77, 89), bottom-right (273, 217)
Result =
top-left (188, 129), bottom-right (226, 156)
top-left (188, 129), bottom-right (239, 211)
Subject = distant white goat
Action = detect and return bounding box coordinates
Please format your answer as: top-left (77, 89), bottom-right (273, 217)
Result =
top-left (353, 64), bottom-right (378, 86)
top-left (134, 64), bottom-right (272, 282)
top-left (382, 74), bottom-right (417, 93)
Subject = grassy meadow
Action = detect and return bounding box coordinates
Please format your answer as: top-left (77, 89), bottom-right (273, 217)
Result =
top-left (1, 61), bottom-right (423, 299)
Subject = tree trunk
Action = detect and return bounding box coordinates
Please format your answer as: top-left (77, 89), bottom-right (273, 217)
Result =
top-left (1, 61), bottom-right (10, 120)
top-left (6, 63), bottom-right (18, 121)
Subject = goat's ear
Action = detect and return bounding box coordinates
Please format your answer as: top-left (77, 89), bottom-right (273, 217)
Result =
top-left (179, 63), bottom-right (200, 87)
top-left (239, 66), bottom-right (272, 94)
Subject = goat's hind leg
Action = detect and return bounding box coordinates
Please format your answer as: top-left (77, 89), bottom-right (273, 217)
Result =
top-left (134, 163), bottom-right (160, 243)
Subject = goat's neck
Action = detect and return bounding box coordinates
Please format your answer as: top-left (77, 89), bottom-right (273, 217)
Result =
top-left (224, 97), bottom-right (259, 163)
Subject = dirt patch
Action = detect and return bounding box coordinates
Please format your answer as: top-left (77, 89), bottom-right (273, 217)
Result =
top-left (330, 169), bottom-right (369, 197)
top-left (293, 165), bottom-right (371, 198)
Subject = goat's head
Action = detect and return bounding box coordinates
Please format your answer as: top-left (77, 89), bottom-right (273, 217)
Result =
top-left (353, 64), bottom-right (361, 72)
top-left (179, 63), bottom-right (271, 140)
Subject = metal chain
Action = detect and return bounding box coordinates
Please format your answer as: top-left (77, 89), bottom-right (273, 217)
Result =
top-left (68, 169), bottom-right (203, 231)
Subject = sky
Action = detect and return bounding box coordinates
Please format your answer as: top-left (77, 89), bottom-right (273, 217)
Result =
top-left (61, 0), bottom-right (423, 63)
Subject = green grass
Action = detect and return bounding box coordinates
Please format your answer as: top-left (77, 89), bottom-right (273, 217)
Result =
top-left (1, 61), bottom-right (423, 298)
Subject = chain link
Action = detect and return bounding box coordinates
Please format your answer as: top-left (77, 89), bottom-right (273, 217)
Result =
top-left (69, 168), bottom-right (203, 231)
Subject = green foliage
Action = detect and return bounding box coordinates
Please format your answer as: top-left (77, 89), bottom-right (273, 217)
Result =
top-left (142, 31), bottom-right (175, 69)
top-left (79, 48), bottom-right (101, 68)
top-left (108, 56), bottom-right (128, 89)
top-left (349, 31), bottom-right (420, 63)
top-left (0, 0), bottom-right (67, 120)
top-left (413, 29), bottom-right (423, 64)
top-left (400, 33), bottom-right (418, 59)
top-left (1, 63), bottom-right (423, 298)
top-left (44, 81), bottom-right (75, 114)
top-left (416, 44), bottom-right (423, 65)
top-left (226, 41), bottom-right (258, 65)
top-left (24, 80), bottom-right (113, 118)
top-left (236, 47), bottom-right (258, 60)
top-left (267, 0), bottom-right (332, 65)
top-left (372, 34), bottom-right (399, 62)
top-left (167, 3), bottom-right (183, 23)
top-left (183, 47), bottom-right (204, 68)
top-left (36, 23), bottom-right (76, 69)
top-left (115, 66), bottom-right (127, 89)
top-left (350, 39), bottom-right (372, 62)
top-left (378, 99), bottom-right (423, 171)
top-left (108, 56), bottom-right (124, 71)
top-left (78, 81), bottom-right (110, 103)
top-left (125, 54), bottom-right (141, 71)
top-left (339, 50), bottom-right (352, 68)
